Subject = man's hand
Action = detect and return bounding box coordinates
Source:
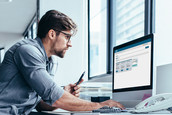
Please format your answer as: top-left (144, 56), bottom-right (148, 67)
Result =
top-left (100, 100), bottom-right (125, 110)
top-left (64, 79), bottom-right (84, 97)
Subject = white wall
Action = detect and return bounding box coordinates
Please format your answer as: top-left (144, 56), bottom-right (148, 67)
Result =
top-left (153, 0), bottom-right (172, 95)
top-left (155, 0), bottom-right (172, 66)
top-left (0, 32), bottom-right (23, 52)
top-left (39, 0), bottom-right (88, 86)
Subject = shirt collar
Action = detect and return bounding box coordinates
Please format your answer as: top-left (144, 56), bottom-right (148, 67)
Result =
top-left (35, 37), bottom-right (49, 63)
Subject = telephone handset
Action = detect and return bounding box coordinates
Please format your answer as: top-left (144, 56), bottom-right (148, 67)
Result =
top-left (130, 93), bottom-right (172, 113)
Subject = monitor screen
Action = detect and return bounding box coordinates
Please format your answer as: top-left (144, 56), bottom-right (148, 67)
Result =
top-left (113, 34), bottom-right (153, 93)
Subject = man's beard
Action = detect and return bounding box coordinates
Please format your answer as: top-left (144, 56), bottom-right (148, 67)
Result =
top-left (55, 50), bottom-right (66, 58)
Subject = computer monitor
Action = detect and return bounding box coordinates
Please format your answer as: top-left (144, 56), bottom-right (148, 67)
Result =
top-left (112, 34), bottom-right (154, 108)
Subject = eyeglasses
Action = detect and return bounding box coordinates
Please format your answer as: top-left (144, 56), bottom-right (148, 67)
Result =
top-left (54, 29), bottom-right (72, 43)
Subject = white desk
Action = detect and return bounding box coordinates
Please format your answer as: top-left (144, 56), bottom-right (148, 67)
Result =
top-left (41, 112), bottom-right (171, 115)
top-left (40, 112), bottom-right (171, 115)
top-left (30, 82), bottom-right (172, 115)
top-left (40, 109), bottom-right (171, 115)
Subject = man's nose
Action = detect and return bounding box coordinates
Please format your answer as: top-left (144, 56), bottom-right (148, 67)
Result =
top-left (67, 41), bottom-right (72, 47)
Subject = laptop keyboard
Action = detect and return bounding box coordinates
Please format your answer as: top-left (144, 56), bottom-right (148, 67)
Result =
top-left (92, 106), bottom-right (124, 113)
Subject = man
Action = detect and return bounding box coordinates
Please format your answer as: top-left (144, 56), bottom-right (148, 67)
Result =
top-left (0, 10), bottom-right (124, 115)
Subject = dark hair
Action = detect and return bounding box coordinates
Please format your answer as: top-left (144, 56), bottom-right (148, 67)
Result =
top-left (37, 10), bottom-right (77, 39)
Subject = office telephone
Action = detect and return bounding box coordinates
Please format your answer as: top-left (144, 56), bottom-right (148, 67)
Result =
top-left (130, 93), bottom-right (172, 113)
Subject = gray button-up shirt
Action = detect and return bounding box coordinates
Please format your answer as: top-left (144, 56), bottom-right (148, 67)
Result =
top-left (0, 37), bottom-right (64, 115)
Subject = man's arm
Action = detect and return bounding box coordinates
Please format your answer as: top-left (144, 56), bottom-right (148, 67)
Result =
top-left (52, 91), bottom-right (124, 111)
top-left (36, 79), bottom-right (124, 111)
top-left (36, 100), bottom-right (58, 112)
top-left (36, 81), bottom-right (83, 112)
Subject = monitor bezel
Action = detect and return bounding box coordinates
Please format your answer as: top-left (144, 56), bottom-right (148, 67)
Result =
top-left (112, 34), bottom-right (153, 93)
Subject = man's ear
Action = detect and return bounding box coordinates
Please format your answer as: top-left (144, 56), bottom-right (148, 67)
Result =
top-left (48, 29), bottom-right (56, 40)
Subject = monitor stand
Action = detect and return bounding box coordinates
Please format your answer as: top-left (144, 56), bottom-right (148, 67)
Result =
top-left (118, 100), bottom-right (141, 108)
top-left (112, 89), bottom-right (152, 108)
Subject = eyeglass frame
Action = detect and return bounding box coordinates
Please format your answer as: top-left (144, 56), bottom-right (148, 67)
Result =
top-left (53, 29), bottom-right (72, 43)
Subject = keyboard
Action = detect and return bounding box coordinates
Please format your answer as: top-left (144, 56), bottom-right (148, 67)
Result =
top-left (92, 106), bottom-right (126, 113)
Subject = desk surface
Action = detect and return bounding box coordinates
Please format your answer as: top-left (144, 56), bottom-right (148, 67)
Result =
top-left (30, 109), bottom-right (171, 115)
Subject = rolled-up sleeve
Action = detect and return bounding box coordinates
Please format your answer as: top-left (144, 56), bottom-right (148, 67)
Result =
top-left (13, 44), bottom-right (64, 105)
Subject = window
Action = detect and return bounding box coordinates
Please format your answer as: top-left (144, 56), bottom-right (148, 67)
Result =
top-left (88, 0), bottom-right (108, 78)
top-left (113, 0), bottom-right (145, 45)
top-left (88, 0), bottom-right (153, 78)
top-left (32, 21), bottom-right (37, 39)
top-left (24, 0), bottom-right (39, 39)
top-left (0, 47), bottom-right (4, 63)
top-left (24, 17), bottom-right (38, 39)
